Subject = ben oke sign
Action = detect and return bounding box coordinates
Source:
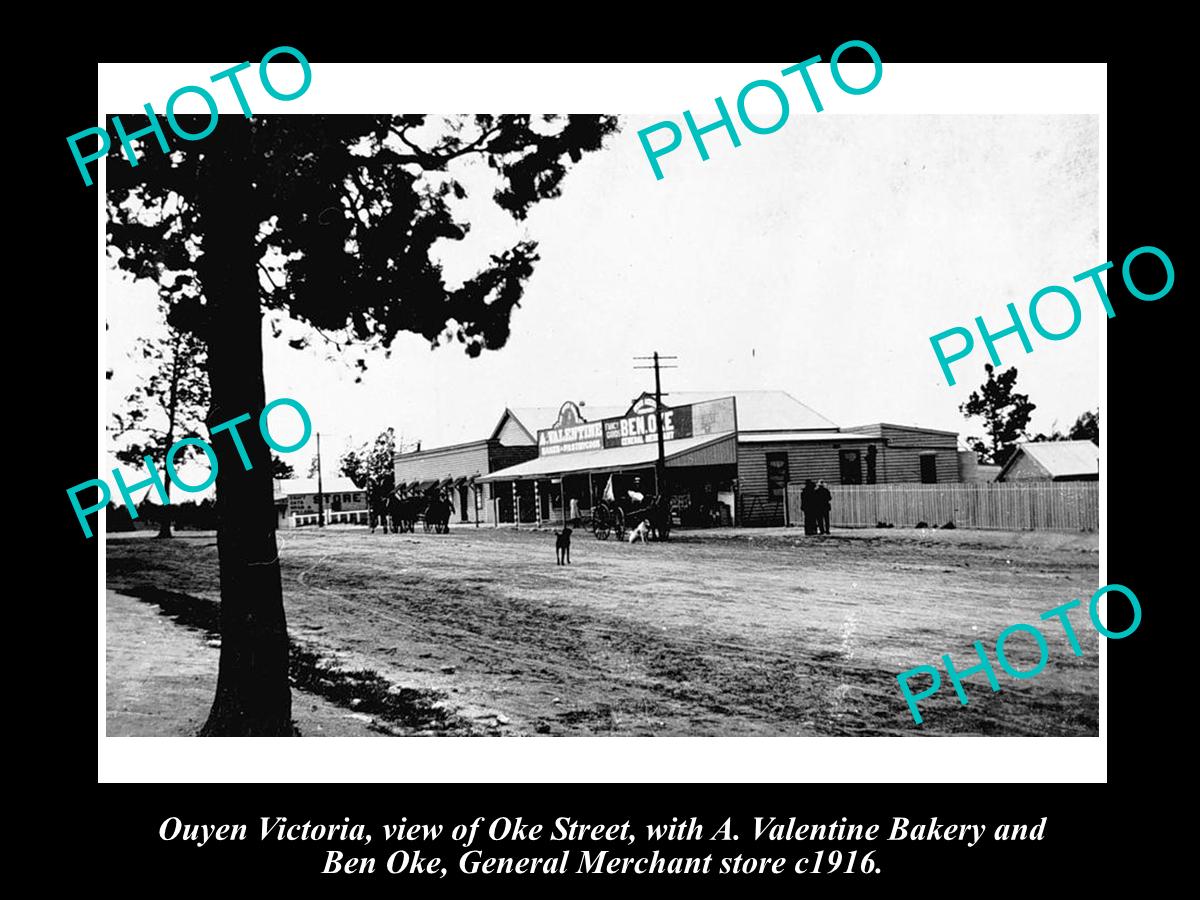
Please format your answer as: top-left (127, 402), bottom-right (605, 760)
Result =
top-left (537, 397), bottom-right (736, 457)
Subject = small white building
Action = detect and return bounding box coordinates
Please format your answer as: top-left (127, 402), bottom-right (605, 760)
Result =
top-left (275, 477), bottom-right (369, 527)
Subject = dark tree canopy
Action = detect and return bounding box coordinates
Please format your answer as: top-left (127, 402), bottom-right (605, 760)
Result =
top-left (959, 364), bottom-right (1036, 466)
top-left (1031, 408), bottom-right (1100, 445)
top-left (1069, 409), bottom-right (1099, 444)
top-left (340, 428), bottom-right (399, 513)
top-left (270, 455), bottom-right (295, 479)
top-left (337, 447), bottom-right (368, 489)
top-left (107, 114), bottom-right (619, 363)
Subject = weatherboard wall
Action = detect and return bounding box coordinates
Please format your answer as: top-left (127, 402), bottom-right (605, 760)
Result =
top-left (736, 440), bottom-right (879, 527)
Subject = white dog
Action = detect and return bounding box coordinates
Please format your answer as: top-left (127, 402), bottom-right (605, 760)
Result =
top-left (628, 520), bottom-right (651, 544)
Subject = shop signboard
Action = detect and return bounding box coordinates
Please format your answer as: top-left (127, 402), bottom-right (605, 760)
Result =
top-left (537, 397), bottom-right (736, 457)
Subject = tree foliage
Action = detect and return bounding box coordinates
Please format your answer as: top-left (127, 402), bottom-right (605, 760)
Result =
top-left (1030, 408), bottom-right (1099, 445)
top-left (107, 114), bottom-right (619, 362)
top-left (128, 497), bottom-right (219, 531)
top-left (339, 428), bottom-right (398, 509)
top-left (959, 364), bottom-right (1036, 466)
top-left (270, 455), bottom-right (295, 479)
top-left (1069, 409), bottom-right (1099, 444)
top-left (337, 447), bottom-right (367, 488)
top-left (109, 327), bottom-right (211, 536)
top-left (105, 112), bottom-right (618, 735)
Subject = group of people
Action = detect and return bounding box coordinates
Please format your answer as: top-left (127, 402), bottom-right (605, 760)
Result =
top-left (799, 479), bottom-right (832, 535)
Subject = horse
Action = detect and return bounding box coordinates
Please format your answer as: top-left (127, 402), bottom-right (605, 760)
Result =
top-left (369, 494), bottom-right (393, 533)
top-left (424, 496), bottom-right (452, 534)
top-left (645, 494), bottom-right (672, 541)
top-left (390, 496), bottom-right (423, 533)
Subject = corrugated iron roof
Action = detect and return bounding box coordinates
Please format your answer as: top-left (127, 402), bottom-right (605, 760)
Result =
top-left (1004, 440), bottom-right (1099, 479)
top-left (492, 407), bottom-right (560, 443)
top-left (656, 390), bottom-right (837, 431)
top-left (739, 431), bottom-right (872, 443)
top-left (411, 393), bottom-right (836, 456)
top-left (846, 422), bottom-right (959, 438)
top-left (477, 432), bottom-right (736, 481)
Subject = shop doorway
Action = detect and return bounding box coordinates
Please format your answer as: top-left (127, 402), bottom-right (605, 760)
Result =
top-left (920, 453), bottom-right (938, 484)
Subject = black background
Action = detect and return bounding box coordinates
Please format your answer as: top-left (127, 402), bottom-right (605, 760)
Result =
top-left (40, 16), bottom-right (1181, 889)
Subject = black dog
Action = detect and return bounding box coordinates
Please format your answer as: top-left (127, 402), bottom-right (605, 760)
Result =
top-left (555, 527), bottom-right (572, 565)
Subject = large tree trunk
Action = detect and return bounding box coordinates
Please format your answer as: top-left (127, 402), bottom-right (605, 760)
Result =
top-left (197, 126), bottom-right (293, 736)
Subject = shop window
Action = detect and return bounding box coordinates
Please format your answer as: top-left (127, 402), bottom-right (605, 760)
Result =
top-left (839, 449), bottom-right (862, 485)
top-left (766, 452), bottom-right (789, 500)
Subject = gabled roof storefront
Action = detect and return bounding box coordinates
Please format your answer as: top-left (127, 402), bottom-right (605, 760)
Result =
top-left (478, 395), bottom-right (739, 482)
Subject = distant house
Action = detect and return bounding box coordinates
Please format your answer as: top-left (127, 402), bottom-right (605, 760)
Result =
top-left (277, 477), bottom-right (368, 527)
top-left (997, 440), bottom-right (1099, 482)
top-left (273, 482), bottom-right (288, 530)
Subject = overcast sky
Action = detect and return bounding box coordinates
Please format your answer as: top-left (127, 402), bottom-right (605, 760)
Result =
top-left (107, 113), bottom-right (1100, 487)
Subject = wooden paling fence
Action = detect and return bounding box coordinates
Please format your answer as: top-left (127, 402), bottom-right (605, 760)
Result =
top-left (786, 482), bottom-right (1099, 532)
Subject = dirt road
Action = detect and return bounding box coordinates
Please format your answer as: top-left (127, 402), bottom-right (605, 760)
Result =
top-left (107, 525), bottom-right (1100, 736)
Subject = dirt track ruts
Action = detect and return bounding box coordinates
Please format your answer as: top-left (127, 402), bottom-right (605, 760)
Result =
top-left (106, 525), bottom-right (1100, 736)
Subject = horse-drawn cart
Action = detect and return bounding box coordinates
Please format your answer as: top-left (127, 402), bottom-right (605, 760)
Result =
top-left (591, 495), bottom-right (671, 541)
top-left (591, 500), bottom-right (625, 540)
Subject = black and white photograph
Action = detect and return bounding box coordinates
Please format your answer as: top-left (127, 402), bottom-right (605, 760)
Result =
top-left (101, 102), bottom-right (1102, 743)
top-left (46, 26), bottom-right (1195, 888)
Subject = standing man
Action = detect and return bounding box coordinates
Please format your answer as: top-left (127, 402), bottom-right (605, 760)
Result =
top-left (801, 480), bottom-right (817, 535)
top-left (815, 479), bottom-right (832, 535)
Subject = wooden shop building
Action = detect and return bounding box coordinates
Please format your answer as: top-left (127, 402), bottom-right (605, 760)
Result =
top-left (474, 391), bottom-right (961, 528)
top-left (392, 405), bottom-right (625, 526)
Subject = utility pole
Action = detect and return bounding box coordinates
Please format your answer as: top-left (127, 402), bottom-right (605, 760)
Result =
top-left (652, 352), bottom-right (666, 493)
top-left (634, 352), bottom-right (678, 498)
top-left (316, 431), bottom-right (325, 527)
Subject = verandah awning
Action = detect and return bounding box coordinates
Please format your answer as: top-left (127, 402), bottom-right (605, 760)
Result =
top-left (476, 432), bottom-right (736, 483)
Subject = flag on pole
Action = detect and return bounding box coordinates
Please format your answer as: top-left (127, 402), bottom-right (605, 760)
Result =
top-left (603, 475), bottom-right (614, 502)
